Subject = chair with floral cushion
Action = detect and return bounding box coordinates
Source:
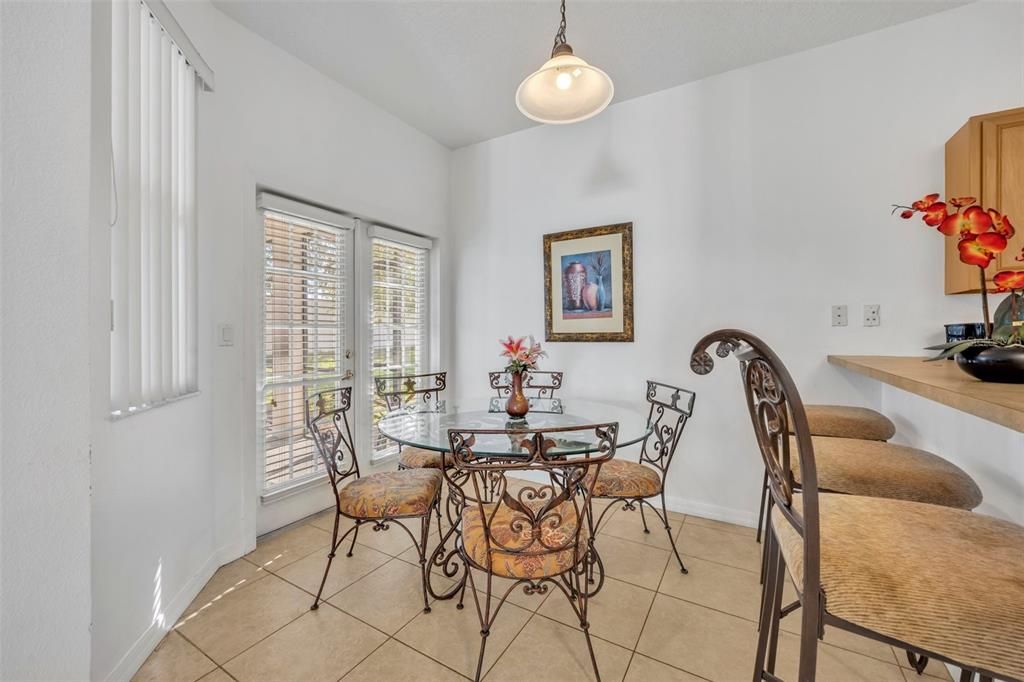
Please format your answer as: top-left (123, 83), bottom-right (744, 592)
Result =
top-left (587, 380), bottom-right (695, 576)
top-left (447, 422), bottom-right (617, 682)
top-left (375, 371), bottom-right (450, 470)
top-left (691, 329), bottom-right (1024, 682)
top-left (306, 387), bottom-right (442, 611)
top-left (487, 370), bottom-right (564, 413)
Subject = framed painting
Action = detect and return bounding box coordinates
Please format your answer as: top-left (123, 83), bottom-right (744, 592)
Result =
top-left (544, 222), bottom-right (634, 342)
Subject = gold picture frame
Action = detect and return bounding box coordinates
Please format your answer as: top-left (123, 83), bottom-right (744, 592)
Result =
top-left (544, 222), bottom-right (634, 342)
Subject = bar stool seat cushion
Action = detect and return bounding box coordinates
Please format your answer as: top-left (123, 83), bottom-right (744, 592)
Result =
top-left (586, 460), bottom-right (662, 498)
top-left (462, 498), bottom-right (585, 579)
top-left (338, 469), bottom-right (441, 519)
top-left (398, 446), bottom-right (452, 470)
top-left (791, 436), bottom-right (982, 510)
top-left (796, 405), bottom-right (896, 441)
top-left (773, 494), bottom-right (1024, 681)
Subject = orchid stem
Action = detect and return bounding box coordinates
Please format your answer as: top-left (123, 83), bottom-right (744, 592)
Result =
top-left (980, 266), bottom-right (992, 338)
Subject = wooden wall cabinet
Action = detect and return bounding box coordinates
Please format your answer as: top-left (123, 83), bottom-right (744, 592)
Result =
top-left (944, 106), bottom-right (1024, 294)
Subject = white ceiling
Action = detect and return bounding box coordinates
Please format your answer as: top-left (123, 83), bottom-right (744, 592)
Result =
top-left (212, 0), bottom-right (967, 149)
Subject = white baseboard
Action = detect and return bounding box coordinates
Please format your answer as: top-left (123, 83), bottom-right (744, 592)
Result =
top-left (103, 545), bottom-right (234, 682)
top-left (662, 493), bottom-right (758, 529)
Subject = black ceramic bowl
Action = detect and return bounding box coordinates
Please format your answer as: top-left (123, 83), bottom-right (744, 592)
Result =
top-left (955, 345), bottom-right (1024, 383)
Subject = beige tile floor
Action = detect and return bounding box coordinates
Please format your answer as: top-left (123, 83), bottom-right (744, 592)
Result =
top-left (136, 487), bottom-right (953, 682)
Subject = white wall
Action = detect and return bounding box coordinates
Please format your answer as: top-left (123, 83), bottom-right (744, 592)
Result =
top-left (881, 385), bottom-right (1024, 524)
top-left (450, 1), bottom-right (1024, 525)
top-left (90, 2), bottom-right (451, 679)
top-left (0, 2), bottom-right (93, 678)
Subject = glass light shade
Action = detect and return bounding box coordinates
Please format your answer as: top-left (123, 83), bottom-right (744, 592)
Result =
top-left (516, 53), bottom-right (614, 124)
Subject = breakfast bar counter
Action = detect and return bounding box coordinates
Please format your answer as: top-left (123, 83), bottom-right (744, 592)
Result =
top-left (827, 355), bottom-right (1024, 433)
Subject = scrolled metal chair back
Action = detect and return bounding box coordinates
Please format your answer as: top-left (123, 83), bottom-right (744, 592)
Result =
top-left (689, 329), bottom-right (820, 597)
top-left (446, 423), bottom-right (617, 568)
top-left (639, 380), bottom-right (696, 478)
top-left (306, 386), bottom-right (360, 485)
top-left (375, 371), bottom-right (447, 413)
top-left (488, 370), bottom-right (564, 399)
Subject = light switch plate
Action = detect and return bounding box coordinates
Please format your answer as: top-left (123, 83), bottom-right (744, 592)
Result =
top-left (217, 323), bottom-right (234, 346)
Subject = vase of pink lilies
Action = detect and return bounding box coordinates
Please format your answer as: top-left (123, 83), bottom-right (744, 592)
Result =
top-left (499, 335), bottom-right (546, 419)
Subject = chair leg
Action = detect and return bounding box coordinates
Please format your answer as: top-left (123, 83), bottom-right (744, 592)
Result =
top-left (468, 570), bottom-right (491, 682)
top-left (757, 526), bottom-right (774, 632)
top-left (765, 539), bottom-right (785, 676)
top-left (906, 651), bottom-right (930, 675)
top-left (958, 669), bottom-right (974, 682)
top-left (752, 528), bottom-right (779, 682)
top-left (756, 468), bottom-right (768, 544)
top-left (657, 494), bottom-right (688, 574)
top-left (418, 514), bottom-right (432, 613)
top-left (347, 520), bottom-right (361, 557)
top-left (311, 512), bottom-right (357, 610)
top-left (759, 494), bottom-right (774, 586)
top-left (570, 554), bottom-right (601, 681)
top-left (638, 500), bottom-right (651, 533)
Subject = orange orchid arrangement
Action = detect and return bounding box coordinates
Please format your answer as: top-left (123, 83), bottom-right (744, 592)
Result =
top-left (895, 193), bottom-right (1024, 357)
top-left (499, 335), bottom-right (547, 375)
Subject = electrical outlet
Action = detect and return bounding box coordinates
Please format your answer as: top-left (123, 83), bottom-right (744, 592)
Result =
top-left (864, 304), bottom-right (881, 327)
top-left (831, 304), bottom-right (848, 327)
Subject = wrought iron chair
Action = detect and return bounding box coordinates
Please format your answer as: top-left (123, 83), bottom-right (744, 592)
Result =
top-left (306, 387), bottom-right (442, 612)
top-left (375, 371), bottom-right (450, 470)
top-left (691, 329), bottom-right (1024, 682)
top-left (587, 380), bottom-right (695, 577)
top-left (488, 370), bottom-right (564, 413)
top-left (446, 423), bottom-right (618, 682)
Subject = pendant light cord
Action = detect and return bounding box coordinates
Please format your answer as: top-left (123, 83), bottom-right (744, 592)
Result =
top-left (551, 0), bottom-right (568, 52)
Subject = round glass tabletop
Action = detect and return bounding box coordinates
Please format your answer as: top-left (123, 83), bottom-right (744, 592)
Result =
top-left (377, 397), bottom-right (653, 456)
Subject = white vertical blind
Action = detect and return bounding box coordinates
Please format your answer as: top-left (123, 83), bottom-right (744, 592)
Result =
top-left (110, 0), bottom-right (200, 415)
top-left (370, 237), bottom-right (430, 456)
top-left (260, 207), bottom-right (353, 490)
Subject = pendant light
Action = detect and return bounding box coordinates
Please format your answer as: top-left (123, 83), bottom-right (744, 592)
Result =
top-left (515, 0), bottom-right (614, 124)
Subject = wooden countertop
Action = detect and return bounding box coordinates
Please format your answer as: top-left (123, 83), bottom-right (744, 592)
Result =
top-left (827, 355), bottom-right (1024, 433)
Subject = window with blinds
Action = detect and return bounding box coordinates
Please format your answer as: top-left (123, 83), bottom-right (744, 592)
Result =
top-left (370, 237), bottom-right (430, 457)
top-left (110, 0), bottom-right (210, 415)
top-left (261, 205), bottom-right (352, 491)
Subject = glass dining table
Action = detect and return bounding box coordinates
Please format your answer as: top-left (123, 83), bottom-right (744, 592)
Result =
top-left (377, 396), bottom-right (654, 456)
top-left (377, 396), bottom-right (654, 602)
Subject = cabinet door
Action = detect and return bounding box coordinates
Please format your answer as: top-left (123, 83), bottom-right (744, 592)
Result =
top-left (983, 112), bottom-right (1024, 271)
top-left (944, 107), bottom-right (1024, 294)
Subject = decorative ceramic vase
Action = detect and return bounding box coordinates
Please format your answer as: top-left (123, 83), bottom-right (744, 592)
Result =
top-left (955, 345), bottom-right (1024, 383)
top-left (563, 262), bottom-right (587, 310)
top-left (505, 372), bottom-right (530, 419)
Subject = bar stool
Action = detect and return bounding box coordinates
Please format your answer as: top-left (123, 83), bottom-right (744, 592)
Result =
top-left (691, 329), bottom-right (1024, 682)
top-left (802, 404), bottom-right (896, 441)
top-left (756, 405), bottom-right (897, 541)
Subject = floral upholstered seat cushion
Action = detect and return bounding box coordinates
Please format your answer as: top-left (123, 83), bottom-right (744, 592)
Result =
top-left (586, 459), bottom-right (662, 499)
top-left (398, 446), bottom-right (452, 470)
top-left (773, 494), bottom-right (1024, 681)
top-left (338, 469), bottom-right (441, 519)
top-left (462, 497), bottom-right (586, 579)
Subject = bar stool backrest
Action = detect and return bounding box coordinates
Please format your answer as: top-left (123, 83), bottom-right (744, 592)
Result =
top-left (689, 330), bottom-right (821, 621)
